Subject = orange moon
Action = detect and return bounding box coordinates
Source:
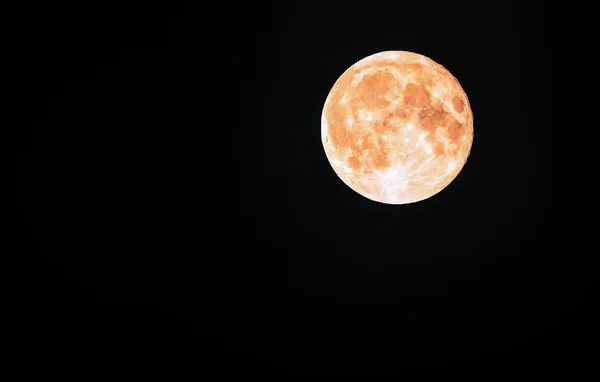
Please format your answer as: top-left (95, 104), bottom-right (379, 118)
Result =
top-left (321, 50), bottom-right (474, 205)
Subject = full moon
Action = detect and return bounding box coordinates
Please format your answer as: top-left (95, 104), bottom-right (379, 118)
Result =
top-left (321, 51), bottom-right (474, 205)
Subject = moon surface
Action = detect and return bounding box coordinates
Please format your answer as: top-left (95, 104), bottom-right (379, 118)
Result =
top-left (321, 51), bottom-right (474, 205)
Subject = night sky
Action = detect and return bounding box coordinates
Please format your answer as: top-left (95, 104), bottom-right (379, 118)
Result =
top-left (9, 0), bottom-right (580, 375)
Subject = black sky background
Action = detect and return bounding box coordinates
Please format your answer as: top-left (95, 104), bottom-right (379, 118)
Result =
top-left (7, 0), bottom-right (584, 375)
